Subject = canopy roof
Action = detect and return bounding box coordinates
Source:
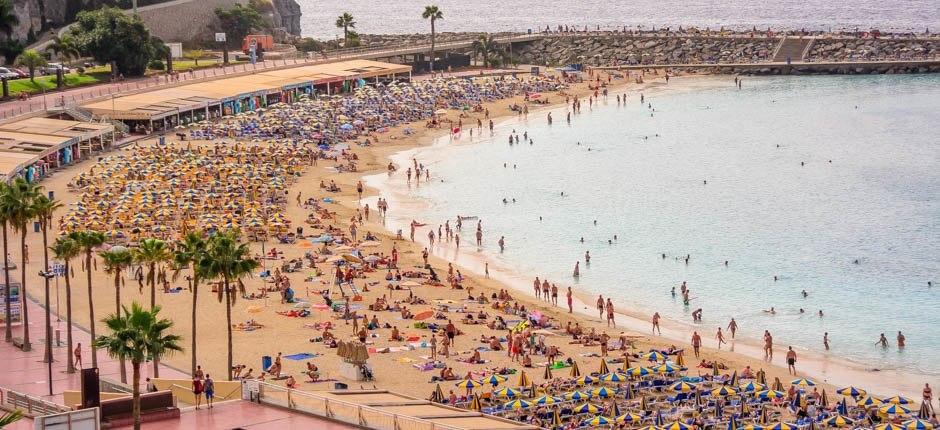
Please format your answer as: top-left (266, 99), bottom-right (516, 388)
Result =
top-left (0, 117), bottom-right (114, 179)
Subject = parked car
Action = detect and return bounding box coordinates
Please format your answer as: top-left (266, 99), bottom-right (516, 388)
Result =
top-left (0, 67), bottom-right (20, 80)
top-left (10, 67), bottom-right (29, 78)
top-left (41, 63), bottom-right (71, 75)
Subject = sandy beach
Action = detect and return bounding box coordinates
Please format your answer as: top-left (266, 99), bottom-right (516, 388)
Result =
top-left (6, 67), bottom-right (929, 416)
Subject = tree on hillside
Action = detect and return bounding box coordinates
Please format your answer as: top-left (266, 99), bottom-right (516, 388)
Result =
top-left (14, 50), bottom-right (46, 82)
top-left (46, 35), bottom-right (82, 64)
top-left (335, 13), bottom-right (356, 46)
top-left (0, 0), bottom-right (19, 39)
top-left (215, 4), bottom-right (265, 49)
top-left (68, 7), bottom-right (162, 77)
top-left (422, 5), bottom-right (444, 72)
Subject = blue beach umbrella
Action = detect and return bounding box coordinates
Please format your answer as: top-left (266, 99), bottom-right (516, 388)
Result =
top-left (738, 425), bottom-right (765, 430)
top-left (790, 378), bottom-right (816, 387)
top-left (740, 382), bottom-right (768, 393)
top-left (592, 387), bottom-right (616, 398)
top-left (627, 366), bottom-right (653, 377)
top-left (837, 386), bottom-right (866, 398)
top-left (617, 413), bottom-right (643, 424)
top-left (757, 390), bottom-right (786, 400)
top-left (823, 415), bottom-right (855, 427)
top-left (503, 399), bottom-right (532, 410)
top-left (712, 386), bottom-right (738, 397)
top-left (644, 351), bottom-right (667, 362)
top-left (484, 374), bottom-right (507, 387)
top-left (575, 375), bottom-right (596, 386)
top-left (456, 379), bottom-right (483, 389)
top-left (858, 395), bottom-right (883, 406)
top-left (876, 425), bottom-right (908, 430)
top-left (901, 419), bottom-right (934, 430)
top-left (880, 404), bottom-right (912, 416)
top-left (601, 372), bottom-right (629, 383)
top-left (565, 390), bottom-right (591, 401)
top-left (885, 395), bottom-right (914, 405)
top-left (573, 402), bottom-right (602, 414)
top-left (494, 387), bottom-right (522, 398)
top-left (670, 381), bottom-right (698, 393)
top-left (583, 416), bottom-right (613, 426)
top-left (654, 363), bottom-right (682, 374)
top-left (768, 423), bottom-right (797, 430)
top-left (662, 421), bottom-right (692, 430)
top-left (534, 395), bottom-right (561, 405)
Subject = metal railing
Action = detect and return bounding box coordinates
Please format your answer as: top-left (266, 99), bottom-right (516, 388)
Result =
top-left (247, 382), bottom-right (463, 430)
top-left (0, 386), bottom-right (71, 417)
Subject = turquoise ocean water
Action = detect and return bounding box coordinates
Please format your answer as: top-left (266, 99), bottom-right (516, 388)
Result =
top-left (381, 74), bottom-right (939, 376)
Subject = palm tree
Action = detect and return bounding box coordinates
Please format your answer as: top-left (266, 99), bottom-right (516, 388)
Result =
top-left (198, 231), bottom-right (258, 380)
top-left (45, 35), bottom-right (82, 65)
top-left (0, 182), bottom-right (14, 344)
top-left (0, 409), bottom-right (23, 429)
top-left (99, 247), bottom-right (134, 383)
top-left (32, 194), bottom-right (61, 371)
top-left (472, 33), bottom-right (503, 68)
top-left (422, 5), bottom-right (444, 72)
top-left (132, 238), bottom-right (170, 377)
top-left (172, 232), bottom-right (206, 376)
top-left (51, 236), bottom-right (80, 373)
top-left (334, 12), bottom-right (356, 45)
top-left (69, 231), bottom-right (105, 368)
top-left (0, 0), bottom-right (19, 40)
top-left (93, 303), bottom-right (182, 430)
top-left (1, 178), bottom-right (39, 351)
top-left (14, 49), bottom-right (47, 83)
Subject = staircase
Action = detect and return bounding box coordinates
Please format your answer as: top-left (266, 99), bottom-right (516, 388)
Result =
top-left (65, 106), bottom-right (129, 135)
top-left (772, 37), bottom-right (814, 63)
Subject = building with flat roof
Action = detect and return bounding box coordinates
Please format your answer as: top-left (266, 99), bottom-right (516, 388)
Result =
top-left (0, 117), bottom-right (114, 182)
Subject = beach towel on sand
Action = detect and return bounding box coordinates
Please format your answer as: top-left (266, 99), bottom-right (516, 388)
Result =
top-left (284, 352), bottom-right (321, 360)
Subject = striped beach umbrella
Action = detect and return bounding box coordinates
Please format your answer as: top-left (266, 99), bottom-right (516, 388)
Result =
top-left (712, 386), bottom-right (738, 397)
top-left (739, 423), bottom-right (765, 430)
top-left (591, 387), bottom-right (616, 398)
top-left (534, 395), bottom-right (561, 405)
top-left (740, 381), bottom-right (768, 392)
top-left (598, 359), bottom-right (610, 375)
top-left (857, 395), bottom-right (883, 406)
top-left (822, 415), bottom-right (855, 427)
top-left (837, 386), bottom-right (867, 398)
top-left (654, 363), bottom-right (681, 374)
top-left (573, 402), bottom-right (602, 414)
top-left (902, 419), bottom-right (934, 430)
top-left (484, 374), bottom-right (507, 387)
top-left (601, 372), bottom-right (629, 383)
top-left (468, 394), bottom-right (482, 411)
top-left (552, 409), bottom-right (563, 428)
top-left (880, 404), bottom-right (912, 416)
top-left (790, 378), bottom-right (816, 387)
top-left (638, 426), bottom-right (663, 430)
top-left (430, 383), bottom-right (444, 403)
top-left (494, 387), bottom-right (522, 398)
top-left (627, 366), bottom-right (653, 377)
top-left (757, 390), bottom-right (786, 400)
top-left (662, 420), bottom-right (692, 430)
top-left (670, 381), bottom-right (698, 393)
top-left (575, 375), bottom-right (595, 386)
top-left (583, 416), bottom-right (613, 426)
top-left (876, 425), bottom-right (908, 430)
top-left (644, 351), bottom-right (667, 362)
top-left (570, 360), bottom-right (581, 378)
top-left (456, 379), bottom-right (483, 389)
top-left (516, 370), bottom-right (531, 387)
top-left (543, 363), bottom-right (553, 380)
top-left (885, 395), bottom-right (914, 405)
top-left (740, 399), bottom-right (751, 415)
top-left (565, 390), bottom-right (591, 401)
top-left (610, 401), bottom-right (621, 418)
top-left (617, 413), bottom-right (643, 423)
top-left (768, 423), bottom-right (797, 430)
top-left (503, 399), bottom-right (532, 410)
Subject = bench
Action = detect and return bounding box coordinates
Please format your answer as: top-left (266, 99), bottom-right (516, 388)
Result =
top-left (100, 390), bottom-right (179, 427)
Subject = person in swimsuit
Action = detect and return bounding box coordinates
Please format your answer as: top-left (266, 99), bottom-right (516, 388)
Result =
top-left (652, 312), bottom-right (662, 335)
top-left (786, 346), bottom-right (797, 375)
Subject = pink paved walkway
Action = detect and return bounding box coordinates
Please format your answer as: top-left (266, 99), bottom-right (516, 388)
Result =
top-left (142, 400), bottom-right (355, 430)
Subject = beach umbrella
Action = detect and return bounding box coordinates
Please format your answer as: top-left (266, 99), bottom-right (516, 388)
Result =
top-left (740, 382), bottom-right (768, 393)
top-left (880, 404), bottom-right (912, 416)
top-left (552, 409), bottom-right (563, 428)
top-left (760, 406), bottom-right (770, 425)
top-left (617, 413), bottom-right (643, 424)
top-left (543, 363), bottom-right (553, 380)
top-left (663, 421), bottom-right (692, 430)
top-left (456, 379), bottom-right (483, 390)
top-left (712, 386), bottom-right (738, 397)
top-left (598, 360), bottom-right (610, 375)
top-left (767, 423), bottom-right (797, 430)
top-left (534, 395), bottom-right (561, 405)
top-left (919, 402), bottom-right (932, 419)
top-left (713, 362), bottom-right (721, 376)
top-left (876, 425), bottom-right (908, 430)
top-left (573, 402), bottom-right (602, 414)
top-left (670, 381), bottom-right (698, 393)
top-left (740, 399), bottom-right (751, 415)
top-left (823, 415), bottom-right (856, 427)
top-left (857, 395), bottom-right (883, 406)
top-left (773, 378), bottom-right (784, 391)
top-left (821, 389), bottom-right (830, 408)
top-left (504, 399), bottom-right (532, 410)
top-left (885, 395), bottom-right (914, 405)
top-left (468, 393), bottom-right (482, 411)
top-left (565, 390), bottom-right (591, 401)
top-left (627, 366), bottom-right (653, 377)
top-left (591, 387), bottom-right (616, 398)
top-left (623, 383), bottom-right (635, 400)
top-left (838, 398), bottom-right (848, 415)
top-left (640, 395), bottom-right (649, 410)
top-left (644, 351), bottom-right (667, 362)
top-left (516, 370), bottom-right (531, 387)
top-left (757, 369), bottom-right (767, 385)
top-left (601, 372), bottom-right (628, 383)
top-left (610, 400), bottom-right (621, 417)
top-left (494, 387), bottom-right (522, 398)
top-left (791, 378), bottom-right (816, 387)
top-left (728, 416), bottom-right (738, 430)
top-left (430, 384), bottom-right (444, 403)
top-left (757, 390), bottom-right (786, 400)
top-left (837, 386), bottom-right (867, 398)
top-left (654, 363), bottom-right (681, 374)
top-left (637, 426), bottom-right (662, 430)
top-left (484, 374), bottom-right (507, 387)
top-left (575, 375), bottom-right (595, 386)
top-left (730, 370), bottom-right (738, 386)
top-left (570, 360), bottom-right (581, 377)
top-left (675, 352), bottom-right (685, 367)
top-left (902, 419), bottom-right (934, 430)
top-left (583, 416), bottom-right (613, 426)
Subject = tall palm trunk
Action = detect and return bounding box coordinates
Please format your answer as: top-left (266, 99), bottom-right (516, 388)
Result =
top-left (86, 251), bottom-right (97, 368)
top-left (224, 276), bottom-right (233, 380)
top-left (190, 278), bottom-right (198, 376)
top-left (114, 270), bottom-right (126, 383)
top-left (149, 262), bottom-right (160, 378)
top-left (41, 224), bottom-right (52, 367)
top-left (132, 361), bottom-right (142, 430)
top-left (3, 223), bottom-right (11, 343)
top-left (429, 20), bottom-right (436, 72)
top-left (65, 259), bottom-right (75, 373)
top-left (19, 227), bottom-right (30, 351)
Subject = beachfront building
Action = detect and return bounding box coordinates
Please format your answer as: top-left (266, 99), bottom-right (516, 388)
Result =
top-left (0, 117), bottom-right (115, 183)
top-left (80, 60), bottom-right (412, 133)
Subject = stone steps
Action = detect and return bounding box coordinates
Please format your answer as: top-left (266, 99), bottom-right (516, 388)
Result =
top-left (773, 37), bottom-right (814, 62)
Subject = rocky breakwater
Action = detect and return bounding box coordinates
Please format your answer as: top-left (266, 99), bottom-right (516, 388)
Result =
top-left (807, 38), bottom-right (937, 62)
top-left (513, 35), bottom-right (778, 66)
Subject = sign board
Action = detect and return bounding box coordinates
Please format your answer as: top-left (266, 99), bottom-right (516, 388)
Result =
top-left (34, 407), bottom-right (100, 430)
top-left (530, 66), bottom-right (540, 76)
top-left (167, 42), bottom-right (183, 59)
top-left (215, 32), bottom-right (227, 43)
top-left (52, 263), bottom-right (66, 277)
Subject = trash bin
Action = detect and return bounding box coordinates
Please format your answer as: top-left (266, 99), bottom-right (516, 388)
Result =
top-left (48, 191), bottom-right (54, 199)
top-left (334, 382), bottom-right (348, 390)
top-left (262, 355), bottom-right (272, 371)
top-left (34, 222), bottom-right (40, 233)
